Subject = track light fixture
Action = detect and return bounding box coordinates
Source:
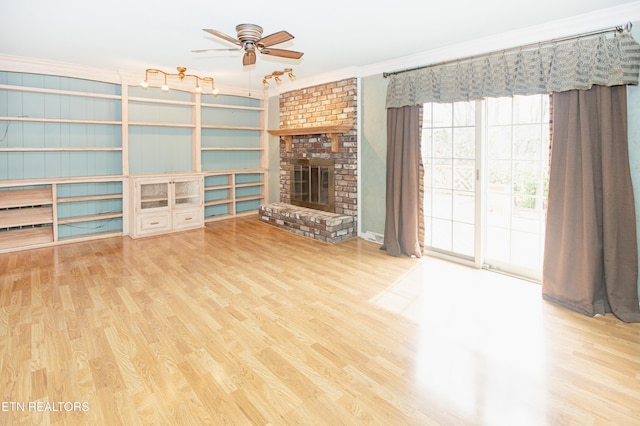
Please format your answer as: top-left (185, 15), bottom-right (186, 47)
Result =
top-left (140, 67), bottom-right (219, 95)
top-left (262, 68), bottom-right (295, 88)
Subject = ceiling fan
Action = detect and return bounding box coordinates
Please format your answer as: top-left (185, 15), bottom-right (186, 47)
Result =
top-left (192, 24), bottom-right (304, 66)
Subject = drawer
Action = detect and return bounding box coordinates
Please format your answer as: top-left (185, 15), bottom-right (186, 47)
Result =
top-left (173, 209), bottom-right (203, 230)
top-left (137, 213), bottom-right (171, 235)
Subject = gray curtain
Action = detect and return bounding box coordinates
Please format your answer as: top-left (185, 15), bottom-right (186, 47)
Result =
top-left (543, 85), bottom-right (640, 322)
top-left (381, 105), bottom-right (422, 257)
top-left (386, 32), bottom-right (640, 108)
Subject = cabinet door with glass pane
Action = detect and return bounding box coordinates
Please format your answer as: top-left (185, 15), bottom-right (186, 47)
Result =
top-left (138, 181), bottom-right (170, 211)
top-left (173, 178), bottom-right (201, 209)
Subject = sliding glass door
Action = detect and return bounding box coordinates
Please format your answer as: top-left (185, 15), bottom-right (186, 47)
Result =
top-left (422, 95), bottom-right (550, 280)
top-left (484, 95), bottom-right (550, 279)
top-left (423, 101), bottom-right (478, 262)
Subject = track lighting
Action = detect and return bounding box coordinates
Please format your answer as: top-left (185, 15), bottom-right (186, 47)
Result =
top-left (262, 68), bottom-right (295, 88)
top-left (140, 67), bottom-right (219, 95)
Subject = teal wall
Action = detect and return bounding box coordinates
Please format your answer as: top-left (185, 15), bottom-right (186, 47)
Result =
top-left (360, 74), bottom-right (388, 237)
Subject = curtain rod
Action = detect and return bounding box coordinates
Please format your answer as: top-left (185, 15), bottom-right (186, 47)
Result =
top-left (383, 21), bottom-right (633, 78)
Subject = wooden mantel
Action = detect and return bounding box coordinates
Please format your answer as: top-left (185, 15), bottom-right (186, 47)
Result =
top-left (268, 124), bottom-right (353, 152)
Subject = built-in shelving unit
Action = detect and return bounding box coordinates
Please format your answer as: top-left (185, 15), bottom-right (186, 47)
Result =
top-left (203, 170), bottom-right (265, 222)
top-left (127, 86), bottom-right (196, 175)
top-left (0, 74), bottom-right (123, 180)
top-left (0, 186), bottom-right (54, 251)
top-left (200, 93), bottom-right (266, 221)
top-left (0, 64), bottom-right (268, 251)
top-left (55, 179), bottom-right (124, 242)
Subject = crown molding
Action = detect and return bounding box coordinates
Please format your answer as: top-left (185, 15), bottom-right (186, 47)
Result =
top-left (0, 54), bottom-right (123, 84)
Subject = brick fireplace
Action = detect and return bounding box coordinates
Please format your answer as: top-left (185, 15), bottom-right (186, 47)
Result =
top-left (259, 78), bottom-right (358, 243)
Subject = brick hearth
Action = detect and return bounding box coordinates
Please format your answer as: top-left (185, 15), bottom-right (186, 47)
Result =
top-left (259, 203), bottom-right (355, 243)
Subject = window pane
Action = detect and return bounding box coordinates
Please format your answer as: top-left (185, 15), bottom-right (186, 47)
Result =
top-left (433, 128), bottom-right (452, 158)
top-left (433, 103), bottom-right (453, 127)
top-left (453, 190), bottom-right (474, 224)
top-left (454, 127), bottom-right (475, 159)
top-left (433, 158), bottom-right (452, 189)
top-left (487, 97), bottom-right (512, 125)
top-left (487, 126), bottom-right (511, 160)
top-left (432, 188), bottom-right (452, 219)
top-left (453, 222), bottom-right (474, 257)
top-left (513, 125), bottom-right (542, 160)
top-left (514, 95), bottom-right (544, 124)
top-left (453, 101), bottom-right (475, 126)
top-left (453, 159), bottom-right (474, 192)
top-left (432, 218), bottom-right (452, 251)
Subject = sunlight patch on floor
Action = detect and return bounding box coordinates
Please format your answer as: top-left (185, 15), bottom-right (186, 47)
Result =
top-left (369, 256), bottom-right (551, 425)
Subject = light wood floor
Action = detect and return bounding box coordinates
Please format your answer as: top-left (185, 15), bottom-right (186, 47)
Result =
top-left (1, 217), bottom-right (639, 425)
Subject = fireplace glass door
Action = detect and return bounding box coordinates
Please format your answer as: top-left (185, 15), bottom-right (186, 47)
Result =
top-left (290, 159), bottom-right (334, 212)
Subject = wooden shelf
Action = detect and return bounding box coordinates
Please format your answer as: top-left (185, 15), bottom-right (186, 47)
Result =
top-left (236, 182), bottom-right (263, 188)
top-left (0, 188), bottom-right (52, 209)
top-left (0, 147), bottom-right (121, 152)
top-left (0, 84), bottom-right (121, 100)
top-left (268, 124), bottom-right (353, 152)
top-left (57, 230), bottom-right (123, 243)
top-left (57, 194), bottom-right (122, 203)
top-left (201, 147), bottom-right (263, 151)
top-left (0, 227), bottom-right (53, 251)
top-left (205, 185), bottom-right (232, 191)
top-left (205, 199), bottom-right (232, 206)
top-left (0, 206), bottom-right (53, 228)
top-left (128, 122), bottom-right (195, 128)
top-left (57, 212), bottom-right (123, 225)
top-left (0, 116), bottom-right (121, 125)
top-left (235, 195), bottom-right (263, 202)
top-left (204, 214), bottom-right (233, 223)
top-left (200, 125), bottom-right (262, 131)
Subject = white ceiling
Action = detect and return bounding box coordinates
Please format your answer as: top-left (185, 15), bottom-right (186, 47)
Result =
top-left (2, 1), bottom-right (640, 94)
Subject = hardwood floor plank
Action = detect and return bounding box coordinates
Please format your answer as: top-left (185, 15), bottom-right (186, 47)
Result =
top-left (1, 216), bottom-right (639, 425)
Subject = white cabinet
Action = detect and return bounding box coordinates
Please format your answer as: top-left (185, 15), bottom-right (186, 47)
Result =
top-left (130, 175), bottom-right (203, 238)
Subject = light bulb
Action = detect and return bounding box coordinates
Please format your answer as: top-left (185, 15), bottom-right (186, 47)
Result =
top-left (195, 85), bottom-right (202, 93)
top-left (212, 87), bottom-right (219, 96)
top-left (140, 80), bottom-right (149, 88)
top-left (161, 83), bottom-right (169, 92)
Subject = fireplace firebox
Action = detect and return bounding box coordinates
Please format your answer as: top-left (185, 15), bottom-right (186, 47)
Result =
top-left (290, 159), bottom-right (335, 213)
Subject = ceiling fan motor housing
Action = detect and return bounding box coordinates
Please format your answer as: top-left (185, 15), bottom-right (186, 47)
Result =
top-left (236, 24), bottom-right (264, 42)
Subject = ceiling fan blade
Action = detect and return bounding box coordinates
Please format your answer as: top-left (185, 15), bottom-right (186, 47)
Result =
top-left (261, 48), bottom-right (304, 59)
top-left (243, 51), bottom-right (256, 66)
top-left (203, 29), bottom-right (242, 47)
top-left (258, 31), bottom-right (294, 47)
top-left (192, 47), bottom-right (243, 53)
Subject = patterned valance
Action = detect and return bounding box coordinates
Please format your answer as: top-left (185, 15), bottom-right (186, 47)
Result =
top-left (386, 32), bottom-right (640, 107)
